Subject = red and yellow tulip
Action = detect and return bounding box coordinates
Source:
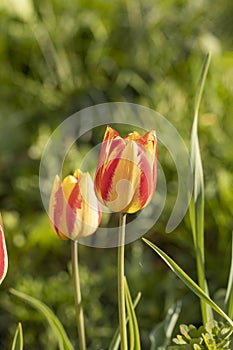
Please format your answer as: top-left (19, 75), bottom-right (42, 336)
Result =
top-left (0, 214), bottom-right (8, 285)
top-left (49, 169), bottom-right (102, 240)
top-left (94, 126), bottom-right (158, 213)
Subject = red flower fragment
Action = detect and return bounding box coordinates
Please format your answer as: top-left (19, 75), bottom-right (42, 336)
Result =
top-left (0, 214), bottom-right (8, 285)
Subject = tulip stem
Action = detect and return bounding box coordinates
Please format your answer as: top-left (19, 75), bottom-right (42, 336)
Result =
top-left (118, 213), bottom-right (128, 350)
top-left (71, 240), bottom-right (86, 350)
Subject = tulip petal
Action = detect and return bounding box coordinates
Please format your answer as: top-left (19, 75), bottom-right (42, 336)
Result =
top-left (80, 173), bottom-right (101, 235)
top-left (98, 132), bottom-right (125, 169)
top-left (98, 158), bottom-right (121, 201)
top-left (0, 215), bottom-right (8, 285)
top-left (50, 170), bottom-right (102, 240)
top-left (125, 131), bottom-right (144, 142)
top-left (95, 130), bottom-right (126, 202)
top-left (143, 130), bottom-right (156, 143)
top-left (142, 130), bottom-right (157, 157)
top-left (125, 143), bottom-right (155, 213)
top-left (103, 141), bottom-right (142, 212)
top-left (103, 125), bottom-right (120, 142)
top-left (94, 126), bottom-right (158, 214)
top-left (66, 181), bottom-right (82, 234)
top-left (69, 172), bottom-right (102, 239)
top-left (49, 176), bottom-right (67, 239)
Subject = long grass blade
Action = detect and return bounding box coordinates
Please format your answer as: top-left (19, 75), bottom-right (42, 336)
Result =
top-left (124, 277), bottom-right (141, 350)
top-left (125, 282), bottom-right (135, 350)
top-left (225, 232), bottom-right (233, 318)
top-left (189, 52), bottom-right (213, 323)
top-left (142, 238), bottom-right (233, 327)
top-left (109, 292), bottom-right (141, 350)
top-left (9, 289), bottom-right (74, 350)
top-left (11, 323), bottom-right (23, 350)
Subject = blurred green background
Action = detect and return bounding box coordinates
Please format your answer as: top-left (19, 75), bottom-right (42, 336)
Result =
top-left (0, 0), bottom-right (233, 349)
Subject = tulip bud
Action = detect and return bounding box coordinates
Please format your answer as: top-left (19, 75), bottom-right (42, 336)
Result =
top-left (49, 169), bottom-right (102, 240)
top-left (94, 126), bottom-right (158, 213)
top-left (0, 214), bottom-right (8, 285)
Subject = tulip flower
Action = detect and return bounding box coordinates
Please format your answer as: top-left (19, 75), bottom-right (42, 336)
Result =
top-left (49, 169), bottom-right (102, 240)
top-left (0, 214), bottom-right (8, 285)
top-left (94, 126), bottom-right (158, 214)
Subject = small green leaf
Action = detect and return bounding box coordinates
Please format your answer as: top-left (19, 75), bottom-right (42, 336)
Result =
top-left (124, 277), bottom-right (141, 350)
top-left (125, 281), bottom-right (135, 350)
top-left (169, 320), bottom-right (232, 349)
top-left (9, 289), bottom-right (74, 350)
top-left (109, 291), bottom-right (141, 350)
top-left (142, 238), bottom-right (233, 328)
top-left (11, 323), bottom-right (23, 350)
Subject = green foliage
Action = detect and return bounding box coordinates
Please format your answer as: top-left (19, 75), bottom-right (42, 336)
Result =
top-left (150, 302), bottom-right (182, 350)
top-left (11, 323), bottom-right (23, 350)
top-left (225, 232), bottom-right (233, 319)
top-left (124, 277), bottom-right (141, 350)
top-left (143, 53), bottom-right (233, 348)
top-left (189, 52), bottom-right (213, 324)
top-left (168, 321), bottom-right (232, 349)
top-left (10, 289), bottom-right (74, 350)
top-left (109, 290), bottom-right (141, 350)
top-left (142, 238), bottom-right (233, 327)
top-left (0, 0), bottom-right (233, 348)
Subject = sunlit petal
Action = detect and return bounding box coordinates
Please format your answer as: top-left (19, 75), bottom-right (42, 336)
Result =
top-left (94, 126), bottom-right (158, 214)
top-left (49, 170), bottom-right (102, 240)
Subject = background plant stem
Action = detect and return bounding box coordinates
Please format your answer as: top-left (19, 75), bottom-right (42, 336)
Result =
top-left (71, 240), bottom-right (86, 350)
top-left (118, 213), bottom-right (128, 350)
top-left (190, 53), bottom-right (213, 324)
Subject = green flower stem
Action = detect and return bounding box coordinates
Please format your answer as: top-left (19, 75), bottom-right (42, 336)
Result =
top-left (118, 213), bottom-right (128, 350)
top-left (196, 245), bottom-right (210, 324)
top-left (71, 240), bottom-right (86, 350)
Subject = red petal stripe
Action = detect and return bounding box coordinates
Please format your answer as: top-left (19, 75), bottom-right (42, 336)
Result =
top-left (103, 125), bottom-right (120, 142)
top-left (95, 138), bottom-right (125, 202)
top-left (99, 157), bottom-right (121, 201)
top-left (97, 126), bottom-right (121, 169)
top-left (66, 182), bottom-right (82, 234)
top-left (53, 180), bottom-right (64, 238)
top-left (0, 224), bottom-right (7, 284)
top-left (138, 147), bottom-right (153, 207)
top-left (95, 126), bottom-right (158, 213)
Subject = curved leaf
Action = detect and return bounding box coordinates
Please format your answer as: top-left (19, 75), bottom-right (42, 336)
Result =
top-left (124, 277), bottom-right (141, 350)
top-left (142, 238), bottom-right (233, 327)
top-left (9, 288), bottom-right (74, 350)
top-left (109, 292), bottom-right (141, 350)
top-left (189, 52), bottom-right (213, 324)
top-left (225, 232), bottom-right (233, 318)
top-left (11, 323), bottom-right (23, 350)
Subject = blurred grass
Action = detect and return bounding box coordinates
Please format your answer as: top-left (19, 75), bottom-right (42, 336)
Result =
top-left (0, 0), bottom-right (233, 349)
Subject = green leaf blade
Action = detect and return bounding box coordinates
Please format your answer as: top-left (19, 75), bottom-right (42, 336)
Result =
top-left (109, 292), bottom-right (141, 350)
top-left (124, 277), bottom-right (141, 350)
top-left (225, 232), bottom-right (233, 318)
top-left (189, 52), bottom-right (213, 324)
top-left (125, 284), bottom-right (135, 350)
top-left (9, 288), bottom-right (74, 350)
top-left (11, 323), bottom-right (23, 350)
top-left (143, 238), bottom-right (233, 328)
